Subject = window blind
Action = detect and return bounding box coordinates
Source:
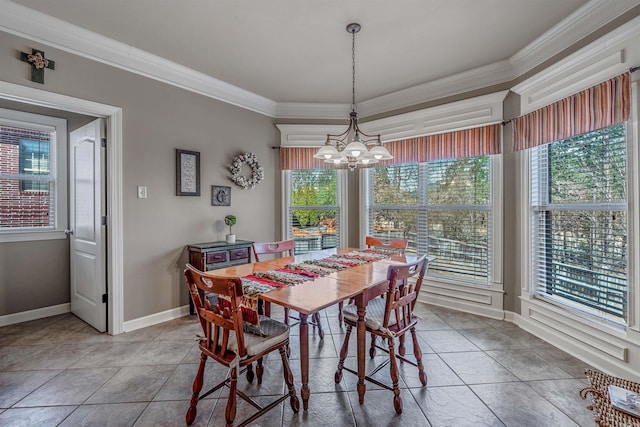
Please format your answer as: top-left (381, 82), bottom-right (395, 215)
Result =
top-left (367, 156), bottom-right (491, 283)
top-left (530, 124), bottom-right (627, 322)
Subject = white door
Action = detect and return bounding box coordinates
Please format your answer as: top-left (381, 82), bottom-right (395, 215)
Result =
top-left (69, 119), bottom-right (106, 332)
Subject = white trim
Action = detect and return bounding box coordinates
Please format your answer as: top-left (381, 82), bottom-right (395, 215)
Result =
top-left (359, 61), bottom-right (514, 118)
top-left (123, 305), bottom-right (191, 333)
top-left (337, 170), bottom-right (349, 248)
top-left (516, 58), bottom-right (640, 383)
top-left (490, 155), bottom-right (503, 287)
top-left (281, 171), bottom-right (289, 241)
top-left (628, 74), bottom-right (640, 332)
top-left (2, 0), bottom-right (638, 120)
top-left (0, 108), bottom-right (67, 243)
top-left (418, 280), bottom-right (505, 320)
top-left (281, 169), bottom-right (348, 249)
top-left (513, 14), bottom-right (640, 114)
top-left (510, 0), bottom-right (640, 77)
top-left (276, 91), bottom-right (508, 147)
top-left (0, 0), bottom-right (276, 117)
top-left (358, 169), bottom-right (369, 249)
top-left (0, 303), bottom-right (70, 327)
top-left (518, 298), bottom-right (640, 382)
top-left (0, 81), bottom-right (125, 335)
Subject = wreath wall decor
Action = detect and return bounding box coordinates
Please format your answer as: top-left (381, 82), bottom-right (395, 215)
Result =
top-left (228, 152), bottom-right (264, 190)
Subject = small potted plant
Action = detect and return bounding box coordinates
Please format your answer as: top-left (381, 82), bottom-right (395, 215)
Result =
top-left (224, 214), bottom-right (237, 243)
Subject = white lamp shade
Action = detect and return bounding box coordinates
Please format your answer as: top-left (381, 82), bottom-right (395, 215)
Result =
top-left (343, 140), bottom-right (368, 157)
top-left (314, 145), bottom-right (340, 159)
top-left (325, 156), bottom-right (347, 165)
top-left (357, 152), bottom-right (379, 165)
top-left (369, 144), bottom-right (393, 160)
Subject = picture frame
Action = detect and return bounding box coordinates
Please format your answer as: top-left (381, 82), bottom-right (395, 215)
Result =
top-left (176, 149), bottom-right (201, 196)
top-left (211, 185), bottom-right (231, 206)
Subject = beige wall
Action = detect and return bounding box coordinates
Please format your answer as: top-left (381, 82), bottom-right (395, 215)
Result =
top-left (1, 31), bottom-right (281, 321)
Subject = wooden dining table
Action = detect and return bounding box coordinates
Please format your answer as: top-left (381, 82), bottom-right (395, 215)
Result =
top-left (205, 247), bottom-right (412, 410)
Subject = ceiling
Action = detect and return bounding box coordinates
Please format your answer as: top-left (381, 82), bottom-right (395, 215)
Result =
top-left (4, 0), bottom-right (638, 115)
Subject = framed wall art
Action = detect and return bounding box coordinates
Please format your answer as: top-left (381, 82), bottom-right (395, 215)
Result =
top-left (176, 149), bottom-right (201, 196)
top-left (211, 185), bottom-right (231, 206)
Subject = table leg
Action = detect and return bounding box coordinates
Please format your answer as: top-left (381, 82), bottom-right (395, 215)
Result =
top-left (299, 312), bottom-right (310, 410)
top-left (356, 296), bottom-right (366, 404)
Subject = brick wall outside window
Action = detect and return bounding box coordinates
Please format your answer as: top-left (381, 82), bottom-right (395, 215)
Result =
top-left (0, 125), bottom-right (52, 228)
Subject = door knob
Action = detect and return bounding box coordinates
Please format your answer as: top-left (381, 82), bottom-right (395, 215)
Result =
top-left (64, 229), bottom-right (74, 236)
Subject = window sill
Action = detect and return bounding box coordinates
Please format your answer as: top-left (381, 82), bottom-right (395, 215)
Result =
top-left (0, 230), bottom-right (67, 243)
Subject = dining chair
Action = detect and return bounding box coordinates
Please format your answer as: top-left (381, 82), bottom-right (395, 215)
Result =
top-left (337, 235), bottom-right (410, 321)
top-left (252, 240), bottom-right (325, 339)
top-left (365, 235), bottom-right (409, 254)
top-left (184, 264), bottom-right (299, 426)
top-left (334, 254), bottom-right (432, 414)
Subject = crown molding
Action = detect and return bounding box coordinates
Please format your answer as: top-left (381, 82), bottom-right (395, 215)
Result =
top-left (275, 102), bottom-right (351, 120)
top-left (513, 14), bottom-right (640, 114)
top-left (356, 60), bottom-right (514, 118)
top-left (510, 0), bottom-right (640, 76)
top-left (0, 0), bottom-right (277, 117)
top-left (277, 91), bottom-right (507, 147)
top-left (1, 0), bottom-right (638, 120)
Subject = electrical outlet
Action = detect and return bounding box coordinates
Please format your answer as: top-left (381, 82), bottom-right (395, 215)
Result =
top-left (137, 186), bottom-right (147, 199)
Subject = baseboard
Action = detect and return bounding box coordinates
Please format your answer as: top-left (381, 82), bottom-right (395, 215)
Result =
top-left (122, 305), bottom-right (191, 333)
top-left (0, 303), bottom-right (70, 327)
top-left (512, 307), bottom-right (640, 383)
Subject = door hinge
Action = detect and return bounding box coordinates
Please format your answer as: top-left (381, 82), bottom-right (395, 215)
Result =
top-left (101, 216), bottom-right (107, 226)
top-left (102, 293), bottom-right (108, 303)
top-left (101, 137), bottom-right (107, 148)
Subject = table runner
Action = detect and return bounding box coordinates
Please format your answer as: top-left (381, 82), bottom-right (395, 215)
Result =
top-left (218, 250), bottom-right (391, 335)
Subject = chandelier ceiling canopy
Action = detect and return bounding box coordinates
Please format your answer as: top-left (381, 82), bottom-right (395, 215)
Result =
top-left (313, 23), bottom-right (393, 170)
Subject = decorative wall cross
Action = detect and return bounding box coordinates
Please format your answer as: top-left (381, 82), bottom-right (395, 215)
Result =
top-left (19, 49), bottom-right (55, 84)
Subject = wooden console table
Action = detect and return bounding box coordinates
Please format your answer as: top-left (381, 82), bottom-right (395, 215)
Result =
top-left (187, 240), bottom-right (253, 314)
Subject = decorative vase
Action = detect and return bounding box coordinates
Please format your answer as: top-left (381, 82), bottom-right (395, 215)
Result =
top-left (226, 234), bottom-right (236, 243)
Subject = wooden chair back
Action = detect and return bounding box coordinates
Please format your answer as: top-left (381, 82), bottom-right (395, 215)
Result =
top-left (252, 240), bottom-right (295, 262)
top-left (382, 255), bottom-right (428, 334)
top-left (184, 263), bottom-right (247, 360)
top-left (365, 236), bottom-right (408, 254)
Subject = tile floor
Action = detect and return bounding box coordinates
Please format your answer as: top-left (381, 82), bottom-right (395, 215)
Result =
top-left (0, 303), bottom-right (598, 426)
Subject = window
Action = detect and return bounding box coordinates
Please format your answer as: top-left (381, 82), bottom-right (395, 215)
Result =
top-left (0, 108), bottom-right (67, 241)
top-left (366, 155), bottom-right (492, 283)
top-left (285, 169), bottom-right (341, 254)
top-left (19, 139), bottom-right (50, 192)
top-left (530, 124), bottom-right (628, 323)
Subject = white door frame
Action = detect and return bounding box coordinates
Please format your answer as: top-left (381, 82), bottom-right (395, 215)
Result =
top-left (0, 81), bottom-right (124, 335)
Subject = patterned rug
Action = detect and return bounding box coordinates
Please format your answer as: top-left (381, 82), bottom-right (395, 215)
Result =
top-left (219, 249), bottom-right (391, 335)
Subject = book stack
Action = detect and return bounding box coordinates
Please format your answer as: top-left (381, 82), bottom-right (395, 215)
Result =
top-left (609, 385), bottom-right (640, 419)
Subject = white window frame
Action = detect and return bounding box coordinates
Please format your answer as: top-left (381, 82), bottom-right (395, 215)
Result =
top-left (513, 15), bottom-right (640, 379)
top-left (361, 155), bottom-right (502, 289)
top-left (528, 124), bottom-right (629, 326)
top-left (281, 169), bottom-right (348, 248)
top-left (0, 108), bottom-right (67, 243)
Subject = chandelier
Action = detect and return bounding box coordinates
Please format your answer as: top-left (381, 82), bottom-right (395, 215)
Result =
top-left (314, 23), bottom-right (393, 170)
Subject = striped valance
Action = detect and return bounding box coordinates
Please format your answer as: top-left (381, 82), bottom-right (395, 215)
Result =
top-left (280, 147), bottom-right (334, 170)
top-left (512, 72), bottom-right (631, 151)
top-left (383, 124), bottom-right (501, 165)
top-left (280, 123), bottom-right (501, 170)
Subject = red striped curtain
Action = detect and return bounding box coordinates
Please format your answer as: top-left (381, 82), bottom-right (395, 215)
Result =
top-left (512, 72), bottom-right (631, 151)
top-left (280, 147), bottom-right (334, 170)
top-left (280, 123), bottom-right (501, 170)
top-left (382, 124), bottom-right (501, 165)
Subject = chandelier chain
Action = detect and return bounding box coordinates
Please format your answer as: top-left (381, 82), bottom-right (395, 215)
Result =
top-left (351, 27), bottom-right (356, 111)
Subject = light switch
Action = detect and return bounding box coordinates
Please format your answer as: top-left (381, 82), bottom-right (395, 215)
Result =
top-left (137, 186), bottom-right (147, 199)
